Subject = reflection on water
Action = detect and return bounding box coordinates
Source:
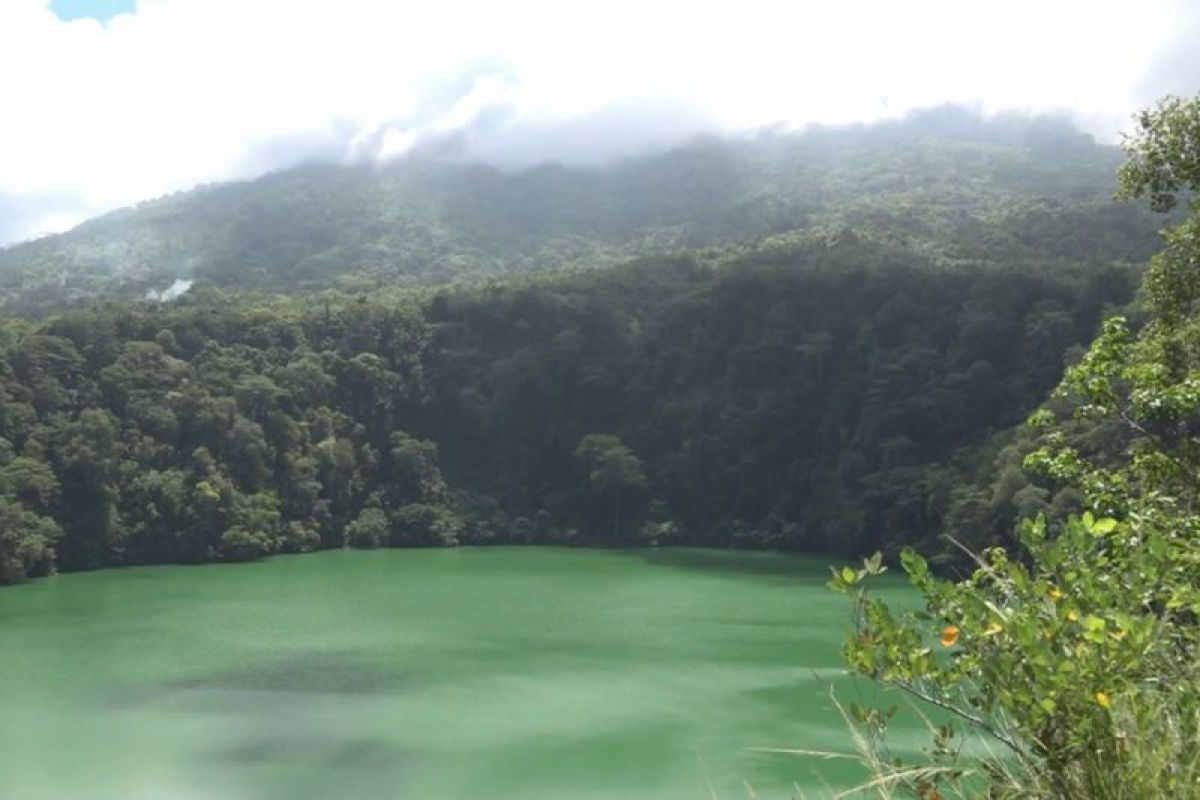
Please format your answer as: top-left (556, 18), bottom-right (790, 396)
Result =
top-left (632, 547), bottom-right (826, 582)
top-left (170, 650), bottom-right (409, 695)
top-left (207, 733), bottom-right (406, 769)
top-left (116, 650), bottom-right (417, 794)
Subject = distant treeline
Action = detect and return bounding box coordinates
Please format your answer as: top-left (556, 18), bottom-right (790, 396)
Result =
top-left (0, 233), bottom-right (1138, 583)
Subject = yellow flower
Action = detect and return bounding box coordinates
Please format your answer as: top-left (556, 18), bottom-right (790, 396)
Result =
top-left (1047, 585), bottom-right (1063, 602)
top-left (940, 625), bottom-right (960, 647)
top-left (1095, 691), bottom-right (1111, 710)
top-left (983, 622), bottom-right (1004, 636)
top-left (1066, 609), bottom-right (1079, 622)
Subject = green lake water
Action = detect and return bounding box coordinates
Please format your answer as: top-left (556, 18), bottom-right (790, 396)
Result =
top-left (0, 547), bottom-right (917, 799)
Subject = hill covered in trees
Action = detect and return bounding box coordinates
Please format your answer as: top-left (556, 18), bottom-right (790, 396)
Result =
top-left (0, 240), bottom-right (1139, 583)
top-left (0, 107), bottom-right (1162, 313)
top-left (0, 107), bottom-right (1172, 582)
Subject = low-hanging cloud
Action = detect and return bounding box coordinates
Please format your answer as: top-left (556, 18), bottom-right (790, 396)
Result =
top-left (0, 0), bottom-right (1196, 246)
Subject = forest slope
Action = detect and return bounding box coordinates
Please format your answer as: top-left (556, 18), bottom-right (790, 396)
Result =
top-left (0, 237), bottom-right (1137, 582)
top-left (0, 107), bottom-right (1163, 313)
top-left (0, 107), bottom-right (1170, 581)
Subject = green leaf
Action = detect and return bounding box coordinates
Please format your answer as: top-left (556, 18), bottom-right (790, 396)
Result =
top-left (899, 548), bottom-right (928, 581)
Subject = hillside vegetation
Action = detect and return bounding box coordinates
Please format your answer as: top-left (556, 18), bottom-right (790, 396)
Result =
top-left (834, 95), bottom-right (1200, 800)
top-left (0, 107), bottom-right (1160, 311)
top-left (0, 107), bottom-right (1169, 582)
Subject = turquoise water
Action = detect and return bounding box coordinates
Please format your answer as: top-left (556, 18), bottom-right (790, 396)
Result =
top-left (0, 547), bottom-right (915, 799)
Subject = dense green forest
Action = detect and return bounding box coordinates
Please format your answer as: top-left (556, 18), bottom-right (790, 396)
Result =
top-left (0, 107), bottom-right (1159, 311)
top-left (0, 107), bottom-right (1168, 583)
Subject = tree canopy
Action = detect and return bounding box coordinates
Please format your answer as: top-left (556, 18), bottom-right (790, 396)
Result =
top-left (0, 107), bottom-right (1165, 584)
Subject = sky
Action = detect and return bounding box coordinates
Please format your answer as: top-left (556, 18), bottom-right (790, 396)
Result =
top-left (0, 0), bottom-right (1197, 246)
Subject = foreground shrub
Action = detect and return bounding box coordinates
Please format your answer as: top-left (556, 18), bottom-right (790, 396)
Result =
top-left (829, 93), bottom-right (1200, 800)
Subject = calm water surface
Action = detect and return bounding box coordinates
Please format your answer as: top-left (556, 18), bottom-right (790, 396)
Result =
top-left (0, 547), bottom-right (915, 799)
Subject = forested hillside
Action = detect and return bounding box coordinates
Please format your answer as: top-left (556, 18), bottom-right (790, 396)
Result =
top-left (0, 107), bottom-right (1161, 313)
top-left (0, 108), bottom-right (1169, 582)
top-left (0, 237), bottom-right (1137, 583)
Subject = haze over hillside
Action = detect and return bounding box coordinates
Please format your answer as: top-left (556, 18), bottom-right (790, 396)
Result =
top-left (2, 0), bottom-right (1197, 246)
top-left (0, 107), bottom-right (1164, 313)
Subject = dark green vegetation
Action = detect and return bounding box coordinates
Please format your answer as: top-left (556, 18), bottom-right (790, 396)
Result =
top-left (835, 95), bottom-right (1200, 799)
top-left (0, 107), bottom-right (1158, 311)
top-left (0, 547), bottom-right (909, 799)
top-left (0, 248), bottom-right (1141, 583)
top-left (0, 107), bottom-right (1166, 583)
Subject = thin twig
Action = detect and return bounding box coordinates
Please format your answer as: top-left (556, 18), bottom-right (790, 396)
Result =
top-left (886, 679), bottom-right (1026, 756)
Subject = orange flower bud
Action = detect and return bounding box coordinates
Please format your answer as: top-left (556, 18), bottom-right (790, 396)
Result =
top-left (940, 625), bottom-right (960, 647)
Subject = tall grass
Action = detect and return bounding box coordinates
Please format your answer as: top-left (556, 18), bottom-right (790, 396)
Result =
top-left (821, 669), bottom-right (1200, 800)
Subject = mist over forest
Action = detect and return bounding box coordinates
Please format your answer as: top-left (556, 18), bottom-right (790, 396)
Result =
top-left (0, 106), bottom-right (1157, 307)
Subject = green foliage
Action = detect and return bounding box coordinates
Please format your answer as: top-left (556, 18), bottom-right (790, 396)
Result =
top-left (574, 434), bottom-right (648, 540)
top-left (834, 510), bottom-right (1196, 794)
top-left (389, 503), bottom-right (462, 547)
top-left (0, 108), bottom-right (1165, 581)
top-left (0, 294), bottom-right (460, 575)
top-left (834, 94), bottom-right (1200, 799)
top-left (0, 495), bottom-right (59, 584)
top-left (1117, 95), bottom-right (1200, 213)
top-left (0, 231), bottom-right (1140, 579)
top-left (346, 506), bottom-right (389, 549)
top-left (0, 108), bottom-right (1161, 315)
top-left (425, 248), bottom-right (1133, 554)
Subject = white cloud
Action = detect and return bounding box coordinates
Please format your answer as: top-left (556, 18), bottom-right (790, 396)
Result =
top-left (0, 0), bottom-right (1194, 244)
